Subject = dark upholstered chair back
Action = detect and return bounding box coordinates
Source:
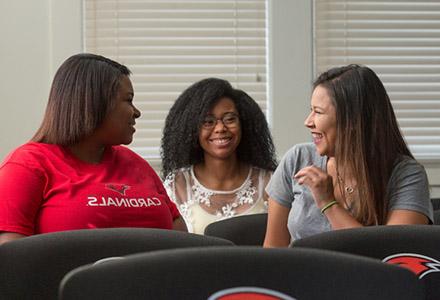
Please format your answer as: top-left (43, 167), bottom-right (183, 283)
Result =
top-left (430, 198), bottom-right (439, 224)
top-left (431, 198), bottom-right (440, 210)
top-left (433, 209), bottom-right (440, 225)
top-left (204, 213), bottom-right (268, 245)
top-left (292, 225), bottom-right (440, 300)
top-left (59, 247), bottom-right (424, 300)
top-left (0, 228), bottom-right (233, 300)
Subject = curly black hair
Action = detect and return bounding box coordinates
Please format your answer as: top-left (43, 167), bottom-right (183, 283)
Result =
top-left (161, 78), bottom-right (277, 178)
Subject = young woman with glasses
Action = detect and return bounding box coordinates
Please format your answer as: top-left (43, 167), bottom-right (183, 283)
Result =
top-left (161, 78), bottom-right (277, 234)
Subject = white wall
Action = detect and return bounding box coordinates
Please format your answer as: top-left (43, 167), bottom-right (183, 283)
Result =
top-left (0, 1), bottom-right (50, 159)
top-left (268, 0), bottom-right (312, 156)
top-left (0, 0), bottom-right (82, 160)
top-left (0, 0), bottom-right (438, 196)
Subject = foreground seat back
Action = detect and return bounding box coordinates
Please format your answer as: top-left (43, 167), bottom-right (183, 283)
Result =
top-left (433, 209), bottom-right (440, 225)
top-left (60, 246), bottom-right (424, 300)
top-left (292, 225), bottom-right (440, 300)
top-left (0, 228), bottom-right (233, 300)
top-left (204, 213), bottom-right (268, 245)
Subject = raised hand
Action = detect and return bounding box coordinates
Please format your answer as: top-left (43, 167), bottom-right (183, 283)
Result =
top-left (294, 165), bottom-right (335, 209)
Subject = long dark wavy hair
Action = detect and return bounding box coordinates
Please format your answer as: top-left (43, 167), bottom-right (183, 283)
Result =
top-left (314, 64), bottom-right (413, 225)
top-left (161, 78), bottom-right (277, 178)
top-left (32, 53), bottom-right (130, 145)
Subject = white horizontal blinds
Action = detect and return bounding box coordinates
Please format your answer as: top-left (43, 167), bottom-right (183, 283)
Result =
top-left (84, 0), bottom-right (267, 159)
top-left (314, 0), bottom-right (440, 161)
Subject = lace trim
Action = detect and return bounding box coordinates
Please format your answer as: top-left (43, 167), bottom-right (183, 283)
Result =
top-left (190, 166), bottom-right (257, 218)
top-left (163, 173), bottom-right (175, 199)
top-left (164, 172), bottom-right (194, 232)
top-left (164, 167), bottom-right (263, 226)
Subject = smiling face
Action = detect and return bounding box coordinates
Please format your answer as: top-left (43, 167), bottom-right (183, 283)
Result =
top-left (94, 75), bottom-right (141, 146)
top-left (198, 97), bottom-right (241, 161)
top-left (304, 85), bottom-right (337, 157)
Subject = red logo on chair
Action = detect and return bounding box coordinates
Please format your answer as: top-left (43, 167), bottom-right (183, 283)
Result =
top-left (208, 287), bottom-right (296, 300)
top-left (383, 253), bottom-right (440, 279)
top-left (105, 183), bottom-right (130, 196)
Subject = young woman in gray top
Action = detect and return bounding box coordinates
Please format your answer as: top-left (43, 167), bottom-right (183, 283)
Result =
top-left (264, 65), bottom-right (433, 247)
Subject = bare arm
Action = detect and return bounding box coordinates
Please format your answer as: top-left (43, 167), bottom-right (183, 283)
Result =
top-left (294, 165), bottom-right (429, 230)
top-left (263, 198), bottom-right (291, 248)
top-left (172, 216), bottom-right (188, 232)
top-left (386, 209), bottom-right (429, 225)
top-left (321, 204), bottom-right (429, 230)
top-left (0, 232), bottom-right (26, 245)
top-left (294, 165), bottom-right (363, 230)
top-left (320, 204), bottom-right (363, 230)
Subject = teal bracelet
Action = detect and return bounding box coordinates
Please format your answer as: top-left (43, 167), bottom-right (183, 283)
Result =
top-left (320, 200), bottom-right (339, 214)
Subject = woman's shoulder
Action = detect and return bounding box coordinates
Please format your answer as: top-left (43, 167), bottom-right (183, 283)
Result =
top-left (111, 145), bottom-right (156, 166)
top-left (250, 165), bottom-right (272, 176)
top-left (391, 155), bottom-right (427, 178)
top-left (282, 142), bottom-right (324, 167)
top-left (111, 145), bottom-right (142, 159)
top-left (386, 156), bottom-right (430, 198)
top-left (288, 142), bottom-right (318, 156)
top-left (249, 165), bottom-right (272, 186)
top-left (166, 166), bottom-right (192, 177)
top-left (1, 142), bottom-right (62, 167)
top-left (7, 142), bottom-right (60, 156)
top-left (163, 166), bottom-right (191, 185)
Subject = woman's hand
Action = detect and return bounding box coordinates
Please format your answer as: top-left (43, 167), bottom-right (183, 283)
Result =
top-left (294, 166), bottom-right (335, 209)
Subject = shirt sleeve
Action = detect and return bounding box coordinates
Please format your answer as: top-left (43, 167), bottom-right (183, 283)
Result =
top-left (0, 162), bottom-right (45, 235)
top-left (152, 169), bottom-right (181, 220)
top-left (163, 172), bottom-right (176, 202)
top-left (388, 158), bottom-right (433, 223)
top-left (265, 147), bottom-right (297, 208)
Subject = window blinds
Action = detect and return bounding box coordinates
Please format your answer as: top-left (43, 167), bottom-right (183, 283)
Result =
top-left (314, 0), bottom-right (440, 161)
top-left (84, 0), bottom-right (267, 160)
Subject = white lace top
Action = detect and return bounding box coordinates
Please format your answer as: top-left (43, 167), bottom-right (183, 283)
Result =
top-left (163, 166), bottom-right (271, 234)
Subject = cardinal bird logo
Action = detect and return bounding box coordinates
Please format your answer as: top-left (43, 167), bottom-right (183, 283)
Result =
top-left (208, 287), bottom-right (296, 300)
top-left (383, 253), bottom-right (440, 279)
top-left (105, 183), bottom-right (130, 196)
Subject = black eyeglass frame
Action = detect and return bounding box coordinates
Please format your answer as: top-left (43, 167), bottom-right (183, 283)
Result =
top-left (200, 112), bottom-right (240, 130)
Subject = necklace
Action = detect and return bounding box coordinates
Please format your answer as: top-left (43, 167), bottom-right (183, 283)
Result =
top-left (337, 173), bottom-right (355, 195)
top-left (335, 170), bottom-right (356, 212)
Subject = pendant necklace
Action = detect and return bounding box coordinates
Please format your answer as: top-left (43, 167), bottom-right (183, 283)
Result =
top-left (337, 173), bottom-right (355, 195)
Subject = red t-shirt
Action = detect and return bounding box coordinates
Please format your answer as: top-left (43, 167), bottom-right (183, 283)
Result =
top-left (0, 142), bottom-right (180, 235)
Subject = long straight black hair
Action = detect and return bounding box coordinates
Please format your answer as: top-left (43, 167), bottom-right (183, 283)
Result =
top-left (32, 53), bottom-right (130, 146)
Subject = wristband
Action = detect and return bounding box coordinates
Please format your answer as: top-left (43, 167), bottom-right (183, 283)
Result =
top-left (320, 200), bottom-right (338, 214)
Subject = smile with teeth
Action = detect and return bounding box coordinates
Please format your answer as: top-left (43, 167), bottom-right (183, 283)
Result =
top-left (209, 137), bottom-right (232, 145)
top-left (312, 132), bottom-right (323, 143)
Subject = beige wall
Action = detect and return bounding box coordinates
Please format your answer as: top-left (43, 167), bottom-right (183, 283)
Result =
top-left (0, 1), bottom-right (50, 159)
top-left (269, 0), bottom-right (312, 156)
top-left (0, 0), bottom-right (81, 160)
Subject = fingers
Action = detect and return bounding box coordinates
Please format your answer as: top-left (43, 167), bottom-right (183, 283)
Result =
top-left (294, 165), bottom-right (335, 207)
top-left (294, 166), bottom-right (325, 185)
top-left (294, 165), bottom-right (333, 191)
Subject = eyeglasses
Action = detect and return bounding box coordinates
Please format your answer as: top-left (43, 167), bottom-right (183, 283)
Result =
top-left (201, 112), bottom-right (240, 130)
